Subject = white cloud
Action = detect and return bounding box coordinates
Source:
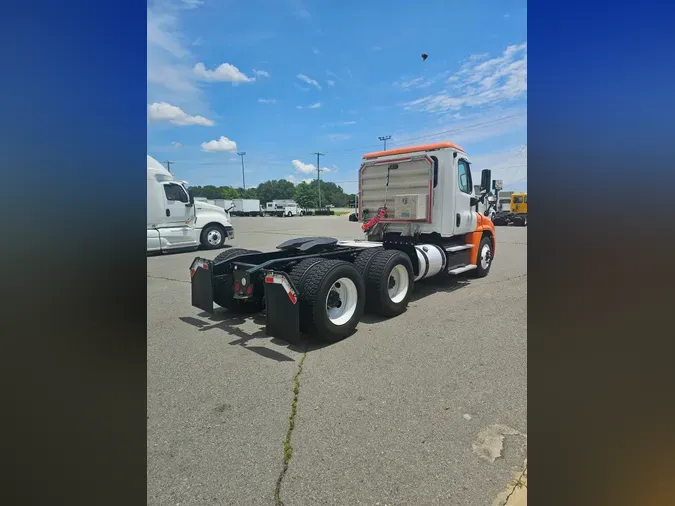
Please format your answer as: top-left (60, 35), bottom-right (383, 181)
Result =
top-left (172, 141), bottom-right (182, 148)
top-left (326, 79), bottom-right (335, 86)
top-left (147, 102), bottom-right (214, 126)
top-left (201, 136), bottom-right (238, 152)
top-left (192, 36), bottom-right (204, 46)
top-left (326, 133), bottom-right (351, 141)
top-left (258, 98), bottom-right (277, 104)
top-left (297, 73), bottom-right (321, 90)
top-left (253, 69), bottom-right (270, 77)
top-left (193, 62), bottom-right (256, 83)
top-left (294, 83), bottom-right (311, 92)
top-left (292, 159), bottom-right (330, 174)
top-left (396, 76), bottom-right (435, 90)
top-left (322, 120), bottom-right (356, 127)
top-left (404, 42), bottom-right (527, 114)
top-left (147, 5), bottom-right (209, 114)
top-left (181, 0), bottom-right (203, 9)
top-left (293, 1), bottom-right (311, 20)
top-left (297, 102), bottom-right (322, 109)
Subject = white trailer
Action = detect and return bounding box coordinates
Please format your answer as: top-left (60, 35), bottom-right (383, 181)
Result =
top-left (231, 199), bottom-right (262, 217)
top-left (214, 199), bottom-right (234, 211)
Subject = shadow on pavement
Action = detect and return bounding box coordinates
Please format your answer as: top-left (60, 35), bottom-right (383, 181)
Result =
top-left (179, 275), bottom-right (471, 360)
top-left (361, 275), bottom-right (472, 324)
top-left (179, 311), bottom-right (331, 362)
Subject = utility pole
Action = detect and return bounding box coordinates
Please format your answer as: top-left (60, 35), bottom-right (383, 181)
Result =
top-left (378, 135), bottom-right (391, 151)
top-left (237, 151), bottom-right (246, 190)
top-left (312, 152), bottom-right (325, 209)
top-left (164, 160), bottom-right (174, 173)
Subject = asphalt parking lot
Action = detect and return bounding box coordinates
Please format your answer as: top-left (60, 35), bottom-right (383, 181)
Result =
top-left (147, 216), bottom-right (527, 506)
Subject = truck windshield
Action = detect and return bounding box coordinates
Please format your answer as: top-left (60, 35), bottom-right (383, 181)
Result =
top-left (513, 197), bottom-right (523, 203)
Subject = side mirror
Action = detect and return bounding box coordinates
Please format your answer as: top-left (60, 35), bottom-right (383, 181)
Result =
top-left (470, 197), bottom-right (478, 207)
top-left (480, 169), bottom-right (492, 193)
top-left (188, 190), bottom-right (195, 205)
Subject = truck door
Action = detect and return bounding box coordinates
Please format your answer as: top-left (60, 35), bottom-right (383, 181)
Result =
top-left (158, 182), bottom-right (198, 250)
top-left (453, 158), bottom-right (477, 235)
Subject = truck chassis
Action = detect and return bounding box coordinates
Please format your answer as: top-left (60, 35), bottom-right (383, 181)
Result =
top-left (190, 233), bottom-right (494, 343)
top-left (492, 211), bottom-right (527, 226)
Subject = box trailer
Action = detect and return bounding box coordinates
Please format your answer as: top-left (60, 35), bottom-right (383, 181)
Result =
top-left (231, 199), bottom-right (262, 217)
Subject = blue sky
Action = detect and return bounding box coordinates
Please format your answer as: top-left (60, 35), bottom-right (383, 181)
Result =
top-left (147, 0), bottom-right (527, 195)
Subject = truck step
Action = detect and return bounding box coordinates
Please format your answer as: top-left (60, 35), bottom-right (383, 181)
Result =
top-left (445, 244), bottom-right (474, 252)
top-left (448, 264), bottom-right (477, 275)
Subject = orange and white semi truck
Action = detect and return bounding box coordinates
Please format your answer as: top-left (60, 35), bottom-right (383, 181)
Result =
top-left (189, 142), bottom-right (496, 343)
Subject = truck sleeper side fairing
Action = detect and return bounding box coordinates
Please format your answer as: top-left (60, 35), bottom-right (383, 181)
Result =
top-left (189, 142), bottom-right (496, 343)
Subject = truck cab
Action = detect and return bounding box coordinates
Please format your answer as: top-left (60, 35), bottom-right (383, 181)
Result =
top-left (147, 156), bottom-right (234, 253)
top-left (358, 142), bottom-right (492, 240)
top-left (511, 193), bottom-right (527, 215)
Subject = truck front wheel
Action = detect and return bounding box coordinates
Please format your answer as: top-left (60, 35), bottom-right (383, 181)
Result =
top-left (472, 236), bottom-right (493, 278)
top-left (200, 224), bottom-right (225, 249)
top-left (290, 259), bottom-right (365, 342)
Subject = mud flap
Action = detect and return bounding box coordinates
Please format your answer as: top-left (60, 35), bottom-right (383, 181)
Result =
top-left (190, 258), bottom-right (214, 313)
top-left (264, 271), bottom-right (302, 344)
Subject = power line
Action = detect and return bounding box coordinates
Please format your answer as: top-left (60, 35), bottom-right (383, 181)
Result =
top-left (322, 113), bottom-right (525, 156)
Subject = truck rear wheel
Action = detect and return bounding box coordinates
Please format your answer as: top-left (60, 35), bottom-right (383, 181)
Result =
top-left (213, 248), bottom-right (264, 313)
top-left (357, 249), bottom-right (414, 317)
top-left (289, 259), bottom-right (365, 342)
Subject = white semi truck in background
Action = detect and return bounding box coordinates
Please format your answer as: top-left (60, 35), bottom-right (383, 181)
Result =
top-left (147, 156), bottom-right (234, 254)
top-left (264, 200), bottom-right (305, 217)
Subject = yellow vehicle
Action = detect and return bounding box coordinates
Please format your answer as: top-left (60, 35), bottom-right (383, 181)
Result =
top-left (511, 193), bottom-right (528, 215)
top-left (493, 192), bottom-right (527, 226)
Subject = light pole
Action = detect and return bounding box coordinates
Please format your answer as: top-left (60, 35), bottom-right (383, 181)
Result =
top-left (312, 152), bottom-right (325, 209)
top-left (378, 135), bottom-right (391, 151)
top-left (237, 151), bottom-right (246, 190)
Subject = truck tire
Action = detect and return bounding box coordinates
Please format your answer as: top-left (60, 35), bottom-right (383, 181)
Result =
top-left (357, 249), bottom-right (414, 317)
top-left (472, 236), bottom-right (493, 278)
top-left (200, 224), bottom-right (225, 249)
top-left (289, 259), bottom-right (365, 342)
top-left (213, 248), bottom-right (264, 313)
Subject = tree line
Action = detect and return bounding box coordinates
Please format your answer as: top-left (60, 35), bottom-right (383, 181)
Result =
top-left (189, 179), bottom-right (356, 209)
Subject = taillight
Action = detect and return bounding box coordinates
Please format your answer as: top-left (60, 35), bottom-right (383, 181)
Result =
top-left (245, 285), bottom-right (253, 295)
top-left (234, 282), bottom-right (241, 291)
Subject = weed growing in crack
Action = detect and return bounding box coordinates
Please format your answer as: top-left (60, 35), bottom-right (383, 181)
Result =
top-left (274, 352), bottom-right (307, 506)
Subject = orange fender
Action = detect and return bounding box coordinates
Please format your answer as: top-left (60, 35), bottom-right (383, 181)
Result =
top-left (465, 214), bottom-right (496, 265)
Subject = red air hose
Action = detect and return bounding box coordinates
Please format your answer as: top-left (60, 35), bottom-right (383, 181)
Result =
top-left (362, 207), bottom-right (387, 232)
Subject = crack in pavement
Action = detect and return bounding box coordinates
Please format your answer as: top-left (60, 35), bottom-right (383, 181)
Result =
top-left (147, 275), bottom-right (190, 284)
top-left (274, 351), bottom-right (307, 506)
top-left (500, 460), bottom-right (528, 506)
